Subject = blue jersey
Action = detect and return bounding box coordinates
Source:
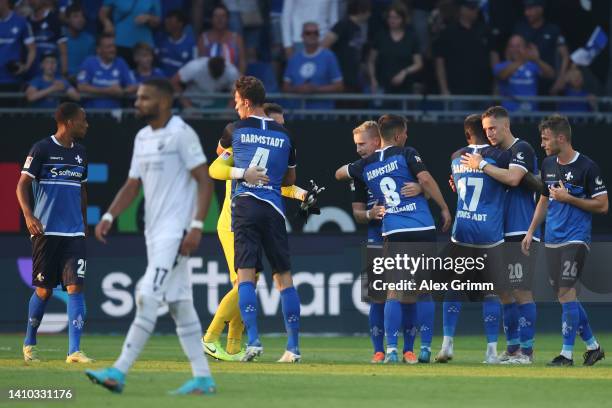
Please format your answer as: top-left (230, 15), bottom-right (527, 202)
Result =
top-left (351, 178), bottom-right (383, 244)
top-left (0, 11), bottom-right (34, 84)
top-left (66, 30), bottom-right (95, 76)
top-left (348, 146), bottom-right (435, 237)
top-left (451, 144), bottom-right (510, 247)
top-left (103, 0), bottom-right (161, 47)
top-left (231, 116), bottom-right (296, 217)
top-left (504, 138), bottom-right (540, 238)
top-left (132, 67), bottom-right (166, 83)
top-left (77, 56), bottom-right (136, 108)
top-left (27, 75), bottom-right (74, 108)
top-left (283, 48), bottom-right (343, 110)
top-left (541, 152), bottom-right (607, 246)
top-left (29, 9), bottom-right (66, 60)
top-left (155, 31), bottom-right (196, 77)
top-left (21, 136), bottom-right (87, 236)
top-left (494, 61), bottom-right (540, 112)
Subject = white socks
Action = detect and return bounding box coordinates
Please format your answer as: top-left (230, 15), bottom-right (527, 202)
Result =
top-left (114, 295), bottom-right (159, 374)
top-left (487, 342), bottom-right (498, 356)
top-left (441, 336), bottom-right (453, 350)
top-left (169, 300), bottom-right (211, 378)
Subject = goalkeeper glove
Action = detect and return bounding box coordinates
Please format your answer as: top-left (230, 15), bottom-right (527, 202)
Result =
top-left (298, 180), bottom-right (325, 220)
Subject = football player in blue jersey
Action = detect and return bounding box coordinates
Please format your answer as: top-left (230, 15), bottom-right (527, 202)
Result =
top-left (16, 102), bottom-right (92, 364)
top-left (461, 106), bottom-right (540, 364)
top-left (345, 120), bottom-right (426, 363)
top-left (338, 114), bottom-right (451, 364)
top-left (438, 114), bottom-right (511, 364)
top-left (522, 114), bottom-right (607, 366)
top-left (225, 76), bottom-right (301, 363)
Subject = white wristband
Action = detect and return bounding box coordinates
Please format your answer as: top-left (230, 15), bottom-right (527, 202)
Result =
top-left (190, 219), bottom-right (204, 230)
top-left (102, 212), bottom-right (114, 223)
top-left (478, 160), bottom-right (488, 170)
top-left (230, 167), bottom-right (245, 179)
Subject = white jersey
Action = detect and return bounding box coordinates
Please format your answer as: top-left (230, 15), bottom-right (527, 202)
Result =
top-left (128, 116), bottom-right (207, 244)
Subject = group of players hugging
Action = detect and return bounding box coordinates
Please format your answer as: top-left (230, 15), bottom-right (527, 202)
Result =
top-left (16, 75), bottom-right (607, 396)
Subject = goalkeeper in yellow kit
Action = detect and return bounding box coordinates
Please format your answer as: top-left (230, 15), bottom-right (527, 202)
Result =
top-left (202, 103), bottom-right (322, 360)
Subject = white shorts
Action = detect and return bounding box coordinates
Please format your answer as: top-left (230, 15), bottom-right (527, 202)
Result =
top-left (138, 238), bottom-right (192, 303)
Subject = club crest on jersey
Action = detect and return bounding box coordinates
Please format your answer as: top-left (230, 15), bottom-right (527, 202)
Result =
top-left (595, 176), bottom-right (603, 186)
top-left (516, 152), bottom-right (525, 160)
top-left (23, 156), bottom-right (33, 169)
top-left (75, 155), bottom-right (83, 164)
top-left (565, 171), bottom-right (573, 181)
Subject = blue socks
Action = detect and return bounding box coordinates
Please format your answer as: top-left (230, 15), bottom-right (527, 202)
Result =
top-left (518, 302), bottom-right (536, 355)
top-left (483, 297), bottom-right (501, 344)
top-left (417, 294), bottom-right (435, 350)
top-left (280, 287), bottom-right (300, 354)
top-left (68, 292), bottom-right (85, 354)
top-left (442, 300), bottom-right (462, 337)
top-left (384, 299), bottom-right (402, 349)
top-left (24, 292), bottom-right (48, 346)
top-left (369, 303), bottom-right (385, 354)
top-left (401, 303), bottom-right (416, 353)
top-left (577, 301), bottom-right (598, 349)
top-left (561, 301), bottom-right (579, 357)
top-left (238, 282), bottom-right (260, 347)
top-left (502, 302), bottom-right (520, 353)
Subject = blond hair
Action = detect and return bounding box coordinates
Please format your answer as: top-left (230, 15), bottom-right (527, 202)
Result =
top-left (353, 120), bottom-right (380, 138)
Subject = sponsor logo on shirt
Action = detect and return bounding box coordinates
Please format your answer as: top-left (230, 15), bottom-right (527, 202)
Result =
top-left (516, 152), bottom-right (525, 160)
top-left (50, 156), bottom-right (63, 160)
top-left (595, 177), bottom-right (603, 186)
top-left (50, 167), bottom-right (83, 178)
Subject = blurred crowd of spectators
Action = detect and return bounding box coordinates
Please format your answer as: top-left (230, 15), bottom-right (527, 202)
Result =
top-left (0, 0), bottom-right (608, 112)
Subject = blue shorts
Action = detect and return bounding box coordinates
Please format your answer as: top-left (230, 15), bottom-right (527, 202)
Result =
top-left (232, 195), bottom-right (291, 273)
top-left (31, 235), bottom-right (86, 289)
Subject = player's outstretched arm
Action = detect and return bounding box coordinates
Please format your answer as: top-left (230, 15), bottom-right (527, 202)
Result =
top-left (208, 149), bottom-right (269, 184)
top-left (416, 171), bottom-right (452, 232)
top-left (95, 177), bottom-right (141, 243)
top-left (335, 165), bottom-right (351, 181)
top-left (520, 172), bottom-right (544, 193)
top-left (16, 173), bottom-right (44, 236)
top-left (522, 195), bottom-right (549, 255)
top-left (461, 152), bottom-right (525, 187)
top-left (282, 167), bottom-right (296, 186)
top-left (352, 201), bottom-right (384, 224)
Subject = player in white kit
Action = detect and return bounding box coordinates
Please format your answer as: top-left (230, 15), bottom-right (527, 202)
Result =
top-left (86, 78), bottom-right (216, 395)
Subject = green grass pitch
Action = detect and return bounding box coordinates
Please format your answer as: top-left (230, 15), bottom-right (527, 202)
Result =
top-left (1, 333), bottom-right (611, 408)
